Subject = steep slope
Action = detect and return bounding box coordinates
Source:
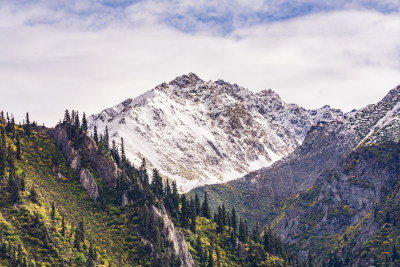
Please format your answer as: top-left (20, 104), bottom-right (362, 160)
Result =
top-left (190, 85), bottom-right (400, 263)
top-left (0, 114), bottom-right (295, 267)
top-left (89, 73), bottom-right (342, 192)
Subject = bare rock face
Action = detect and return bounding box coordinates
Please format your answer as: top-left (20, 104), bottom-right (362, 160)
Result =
top-left (51, 127), bottom-right (99, 201)
top-left (89, 73), bottom-right (343, 192)
top-left (150, 206), bottom-right (195, 267)
top-left (52, 126), bottom-right (123, 200)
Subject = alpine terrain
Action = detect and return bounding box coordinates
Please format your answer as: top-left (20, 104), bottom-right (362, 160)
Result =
top-left (89, 73), bottom-right (343, 192)
top-left (191, 85), bottom-right (400, 265)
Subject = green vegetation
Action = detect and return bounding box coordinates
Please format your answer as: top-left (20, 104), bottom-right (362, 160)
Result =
top-left (0, 111), bottom-right (298, 266)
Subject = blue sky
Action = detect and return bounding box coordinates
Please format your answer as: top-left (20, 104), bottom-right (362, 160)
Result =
top-left (1, 0), bottom-right (400, 125)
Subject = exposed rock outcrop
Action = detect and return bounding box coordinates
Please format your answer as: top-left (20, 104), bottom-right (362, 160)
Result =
top-left (51, 127), bottom-right (100, 201)
top-left (150, 206), bottom-right (195, 267)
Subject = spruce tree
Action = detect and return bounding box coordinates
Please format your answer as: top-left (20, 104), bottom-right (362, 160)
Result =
top-left (7, 143), bottom-right (14, 170)
top-left (24, 112), bottom-right (31, 136)
top-left (81, 112), bottom-right (88, 133)
top-left (201, 191), bottom-right (211, 219)
top-left (171, 181), bottom-right (180, 211)
top-left (208, 248), bottom-right (214, 267)
top-left (93, 125), bottom-right (98, 144)
top-left (263, 224), bottom-right (273, 253)
top-left (120, 137), bottom-right (126, 162)
top-left (231, 207), bottom-right (237, 233)
top-left (89, 242), bottom-right (97, 262)
top-left (51, 202), bottom-right (56, 220)
top-left (30, 186), bottom-right (38, 203)
top-left (252, 223), bottom-right (260, 243)
top-left (180, 194), bottom-right (188, 228)
top-left (16, 133), bottom-right (21, 160)
top-left (63, 110), bottom-right (71, 125)
top-left (244, 219), bottom-right (249, 241)
top-left (10, 115), bottom-right (15, 135)
top-left (196, 235), bottom-right (204, 264)
top-left (103, 126), bottom-right (109, 152)
top-left (238, 218), bottom-right (245, 243)
top-left (140, 158), bottom-right (149, 187)
top-left (152, 169), bottom-right (163, 197)
top-left (195, 194), bottom-right (201, 217)
top-left (0, 129), bottom-right (5, 178)
top-left (216, 206), bottom-right (223, 233)
top-left (61, 216), bottom-right (66, 237)
top-left (20, 175), bottom-right (25, 192)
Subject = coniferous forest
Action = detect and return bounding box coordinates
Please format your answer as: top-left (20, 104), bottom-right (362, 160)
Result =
top-left (0, 110), bottom-right (304, 266)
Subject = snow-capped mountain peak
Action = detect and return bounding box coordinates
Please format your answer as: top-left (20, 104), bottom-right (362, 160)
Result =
top-left (89, 73), bottom-right (343, 192)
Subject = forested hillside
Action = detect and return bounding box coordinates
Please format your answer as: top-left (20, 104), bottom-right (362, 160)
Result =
top-left (0, 111), bottom-right (296, 266)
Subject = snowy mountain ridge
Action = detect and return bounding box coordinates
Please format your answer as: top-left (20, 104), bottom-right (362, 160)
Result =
top-left (89, 73), bottom-right (343, 192)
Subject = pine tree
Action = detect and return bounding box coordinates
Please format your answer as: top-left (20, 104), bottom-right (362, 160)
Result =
top-left (63, 110), bottom-right (71, 125)
top-left (103, 126), bottom-right (109, 152)
top-left (216, 205), bottom-right (223, 233)
top-left (165, 179), bottom-right (171, 196)
top-left (61, 216), bottom-right (66, 237)
top-left (10, 115), bottom-right (15, 135)
top-left (141, 204), bottom-right (150, 234)
top-left (74, 228), bottom-right (81, 251)
top-left (208, 248), bottom-right (214, 267)
top-left (151, 169), bottom-right (163, 197)
top-left (201, 191), bottom-right (211, 219)
top-left (180, 194), bottom-right (188, 228)
top-left (9, 171), bottom-right (20, 203)
top-left (231, 207), bottom-right (237, 233)
top-left (30, 186), bottom-right (38, 203)
top-left (16, 133), bottom-right (21, 160)
top-left (195, 194), bottom-right (201, 217)
top-left (51, 202), bottom-right (56, 220)
top-left (196, 235), bottom-right (204, 264)
top-left (222, 204), bottom-right (226, 226)
top-left (7, 143), bottom-right (14, 170)
top-left (244, 219), bottom-right (249, 241)
top-left (252, 223), bottom-right (260, 243)
top-left (74, 111), bottom-right (80, 129)
top-left (140, 158), bottom-right (149, 187)
top-left (25, 112), bottom-right (31, 136)
top-left (93, 125), bottom-right (98, 144)
top-left (171, 181), bottom-right (180, 211)
top-left (0, 129), bottom-right (5, 178)
top-left (190, 213), bottom-right (197, 233)
top-left (120, 137), bottom-right (126, 162)
top-left (81, 112), bottom-right (88, 133)
top-left (20, 175), bottom-right (25, 191)
top-left (77, 220), bottom-right (85, 243)
top-left (263, 224), bottom-right (274, 254)
top-left (89, 242), bottom-right (97, 262)
top-left (239, 218), bottom-right (246, 243)
top-left (111, 140), bottom-right (120, 164)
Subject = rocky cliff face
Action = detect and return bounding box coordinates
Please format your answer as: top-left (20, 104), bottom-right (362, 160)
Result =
top-left (150, 206), bottom-right (195, 267)
top-left (89, 73), bottom-right (342, 192)
top-left (51, 127), bottom-right (100, 201)
top-left (52, 127), bottom-right (125, 199)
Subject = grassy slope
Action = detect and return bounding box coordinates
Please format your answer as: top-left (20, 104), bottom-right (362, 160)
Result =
top-left (0, 125), bottom-right (145, 266)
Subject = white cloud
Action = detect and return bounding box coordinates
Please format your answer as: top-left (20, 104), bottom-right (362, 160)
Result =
top-left (0, 2), bottom-right (399, 126)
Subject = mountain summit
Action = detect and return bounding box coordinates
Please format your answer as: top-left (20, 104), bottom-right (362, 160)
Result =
top-left (89, 73), bottom-right (342, 191)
